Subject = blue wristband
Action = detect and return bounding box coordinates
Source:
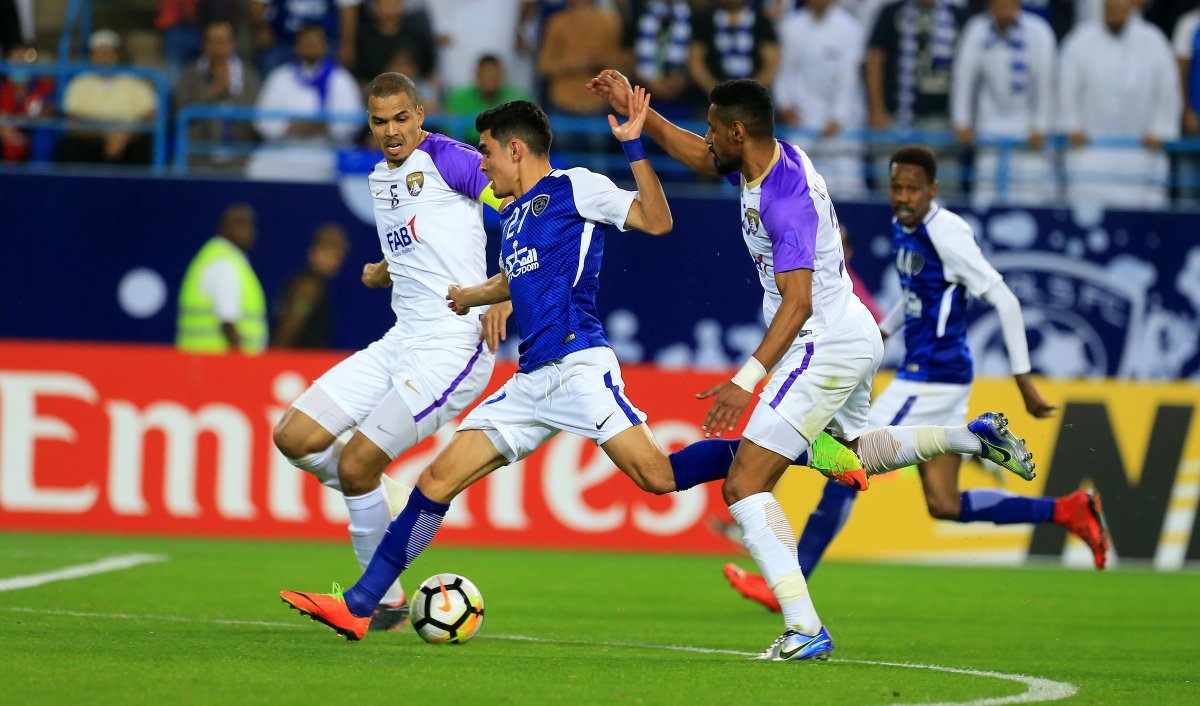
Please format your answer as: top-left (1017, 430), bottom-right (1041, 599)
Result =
top-left (621, 138), bottom-right (647, 163)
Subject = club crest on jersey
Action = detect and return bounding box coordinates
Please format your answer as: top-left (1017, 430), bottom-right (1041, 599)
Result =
top-left (531, 194), bottom-right (550, 216)
top-left (406, 172), bottom-right (424, 197)
top-left (745, 208), bottom-right (761, 236)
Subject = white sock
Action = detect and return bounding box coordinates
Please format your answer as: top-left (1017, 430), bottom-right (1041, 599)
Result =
top-left (729, 492), bottom-right (822, 635)
top-left (286, 435), bottom-right (347, 490)
top-left (344, 485), bottom-right (405, 605)
top-left (857, 425), bottom-right (983, 477)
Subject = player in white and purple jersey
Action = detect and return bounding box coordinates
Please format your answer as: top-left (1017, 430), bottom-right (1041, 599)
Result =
top-left (588, 71), bottom-right (1050, 660)
top-left (272, 72), bottom-right (509, 631)
top-left (276, 93), bottom-right (869, 643)
top-left (724, 145), bottom-right (1110, 616)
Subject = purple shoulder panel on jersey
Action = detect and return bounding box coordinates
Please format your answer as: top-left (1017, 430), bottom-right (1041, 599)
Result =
top-left (760, 143), bottom-right (817, 272)
top-left (421, 132), bottom-right (489, 199)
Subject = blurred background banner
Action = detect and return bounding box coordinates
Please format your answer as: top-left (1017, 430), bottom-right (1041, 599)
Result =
top-left (2, 340), bottom-right (1197, 568)
top-left (2, 171), bottom-right (1199, 380)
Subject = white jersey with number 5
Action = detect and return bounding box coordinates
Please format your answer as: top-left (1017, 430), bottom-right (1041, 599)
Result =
top-left (369, 132), bottom-right (491, 340)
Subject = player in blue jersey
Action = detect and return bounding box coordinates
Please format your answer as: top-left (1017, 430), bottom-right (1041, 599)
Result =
top-left (276, 92), bottom-right (865, 642)
top-left (723, 146), bottom-right (1110, 612)
top-left (271, 72), bottom-right (515, 632)
top-left (588, 70), bottom-right (1052, 660)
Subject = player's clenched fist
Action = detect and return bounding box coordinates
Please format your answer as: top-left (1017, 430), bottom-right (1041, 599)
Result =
top-left (446, 284), bottom-right (471, 315)
top-left (362, 260), bottom-right (390, 288)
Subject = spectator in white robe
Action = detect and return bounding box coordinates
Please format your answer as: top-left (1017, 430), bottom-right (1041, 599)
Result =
top-left (247, 24), bottom-right (363, 182)
top-left (952, 0), bottom-right (1058, 207)
top-left (774, 0), bottom-right (868, 198)
top-left (1058, 0), bottom-right (1180, 208)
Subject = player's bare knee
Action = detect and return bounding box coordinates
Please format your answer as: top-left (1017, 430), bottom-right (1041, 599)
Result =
top-left (338, 451), bottom-right (382, 497)
top-left (417, 464), bottom-right (458, 504)
top-left (273, 418), bottom-right (321, 459)
top-left (638, 469), bottom-right (675, 495)
top-left (622, 459), bottom-right (674, 495)
top-left (722, 476), bottom-right (756, 506)
top-left (927, 496), bottom-right (961, 521)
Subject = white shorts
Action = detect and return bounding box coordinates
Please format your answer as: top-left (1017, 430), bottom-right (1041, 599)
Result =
top-left (292, 329), bottom-right (494, 458)
top-left (867, 378), bottom-right (971, 428)
top-left (458, 346), bottom-right (647, 463)
top-left (743, 301), bottom-right (883, 460)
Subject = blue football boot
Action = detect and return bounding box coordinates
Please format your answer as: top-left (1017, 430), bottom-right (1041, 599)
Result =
top-left (755, 626), bottom-right (834, 661)
top-left (968, 412), bottom-right (1036, 481)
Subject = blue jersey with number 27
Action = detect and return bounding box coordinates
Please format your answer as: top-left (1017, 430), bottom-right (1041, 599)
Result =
top-left (499, 168), bottom-right (637, 372)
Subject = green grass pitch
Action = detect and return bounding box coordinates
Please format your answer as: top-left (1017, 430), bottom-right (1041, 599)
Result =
top-left (1, 532), bottom-right (1197, 705)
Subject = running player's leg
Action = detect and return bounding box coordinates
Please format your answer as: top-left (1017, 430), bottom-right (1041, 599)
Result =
top-left (282, 369), bottom-right (550, 638)
top-left (274, 337), bottom-right (399, 488)
top-left (280, 428), bottom-right (509, 639)
top-left (725, 432), bottom-right (832, 660)
top-left (338, 339), bottom-right (493, 620)
top-left (726, 327), bottom-right (877, 658)
top-left (341, 429), bottom-right (510, 616)
top-left (852, 414), bottom-right (1036, 481)
top-left (917, 438), bottom-right (1108, 568)
top-left (273, 389), bottom-right (350, 489)
top-left (562, 347), bottom-right (840, 494)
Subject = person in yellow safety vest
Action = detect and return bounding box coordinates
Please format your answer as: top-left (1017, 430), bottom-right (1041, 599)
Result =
top-left (176, 203), bottom-right (268, 354)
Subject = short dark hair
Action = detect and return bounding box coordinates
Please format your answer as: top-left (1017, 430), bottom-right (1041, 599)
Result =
top-left (710, 79), bottom-right (774, 139)
top-left (475, 100), bottom-right (552, 155)
top-left (295, 23), bottom-right (326, 40)
top-left (890, 145), bottom-right (938, 182)
top-left (478, 54), bottom-right (501, 68)
top-left (366, 72), bottom-right (419, 104)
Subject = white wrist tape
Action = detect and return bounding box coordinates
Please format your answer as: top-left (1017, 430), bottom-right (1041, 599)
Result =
top-left (731, 357), bottom-right (768, 393)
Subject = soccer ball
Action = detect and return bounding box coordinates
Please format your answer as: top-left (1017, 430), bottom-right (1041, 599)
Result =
top-left (410, 573), bottom-right (485, 644)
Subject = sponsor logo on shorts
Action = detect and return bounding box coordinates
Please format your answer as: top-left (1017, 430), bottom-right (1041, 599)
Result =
top-left (595, 412), bottom-right (615, 430)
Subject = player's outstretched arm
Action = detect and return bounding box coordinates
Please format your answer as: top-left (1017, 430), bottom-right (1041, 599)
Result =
top-left (611, 85), bottom-right (672, 236)
top-left (980, 280), bottom-right (1057, 418)
top-left (697, 268), bottom-right (814, 437)
top-left (588, 69), bottom-right (718, 177)
top-left (447, 273), bottom-right (511, 316)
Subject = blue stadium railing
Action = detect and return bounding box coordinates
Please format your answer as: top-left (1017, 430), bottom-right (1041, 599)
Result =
top-left (0, 60), bottom-right (172, 172)
top-left (7, 79), bottom-right (1200, 203)
top-left (170, 106), bottom-right (1200, 202)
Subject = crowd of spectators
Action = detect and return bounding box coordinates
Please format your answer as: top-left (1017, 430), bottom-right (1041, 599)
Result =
top-left (1, 0), bottom-right (1199, 207)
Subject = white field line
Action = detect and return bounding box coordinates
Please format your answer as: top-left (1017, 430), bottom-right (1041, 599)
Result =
top-left (0, 606), bottom-right (1077, 705)
top-left (0, 554), bottom-right (167, 592)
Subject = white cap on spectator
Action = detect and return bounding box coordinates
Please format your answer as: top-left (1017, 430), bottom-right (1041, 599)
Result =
top-left (88, 29), bottom-right (121, 50)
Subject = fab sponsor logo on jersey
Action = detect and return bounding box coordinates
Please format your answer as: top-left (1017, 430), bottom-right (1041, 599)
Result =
top-left (385, 216), bottom-right (421, 254)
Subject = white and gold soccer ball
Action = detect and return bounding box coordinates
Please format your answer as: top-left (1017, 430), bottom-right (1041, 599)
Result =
top-left (410, 573), bottom-right (485, 644)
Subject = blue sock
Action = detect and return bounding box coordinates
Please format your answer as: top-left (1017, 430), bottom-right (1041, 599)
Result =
top-left (344, 487), bottom-right (450, 617)
top-left (958, 489), bottom-right (1054, 525)
top-left (795, 479), bottom-right (858, 579)
top-left (669, 439), bottom-right (813, 492)
top-left (669, 439), bottom-right (739, 491)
